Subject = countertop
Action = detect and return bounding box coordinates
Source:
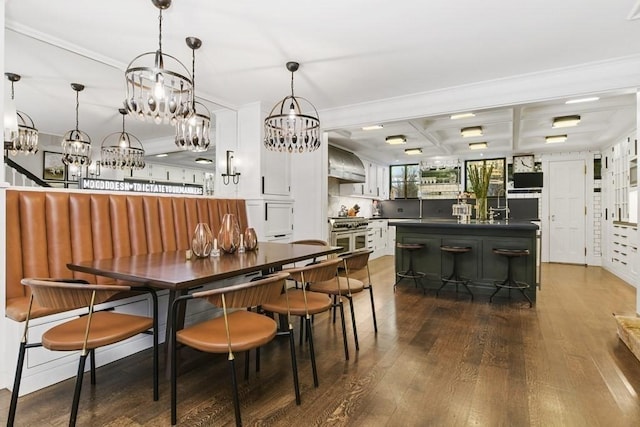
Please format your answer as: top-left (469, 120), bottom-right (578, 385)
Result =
top-left (388, 218), bottom-right (539, 230)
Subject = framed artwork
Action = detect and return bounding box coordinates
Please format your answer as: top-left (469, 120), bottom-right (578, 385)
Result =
top-left (464, 157), bottom-right (506, 197)
top-left (43, 151), bottom-right (66, 181)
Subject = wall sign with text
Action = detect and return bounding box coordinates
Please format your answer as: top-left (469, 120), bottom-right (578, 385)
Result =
top-left (81, 178), bottom-right (204, 195)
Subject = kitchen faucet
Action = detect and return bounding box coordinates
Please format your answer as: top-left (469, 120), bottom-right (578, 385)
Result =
top-left (491, 189), bottom-right (510, 221)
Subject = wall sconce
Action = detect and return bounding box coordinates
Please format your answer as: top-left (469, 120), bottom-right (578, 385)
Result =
top-left (221, 150), bottom-right (241, 185)
top-left (88, 160), bottom-right (101, 177)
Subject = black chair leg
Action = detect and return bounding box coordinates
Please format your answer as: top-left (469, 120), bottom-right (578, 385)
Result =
top-left (228, 358), bottom-right (242, 427)
top-left (299, 317), bottom-right (304, 346)
top-left (338, 301), bottom-right (350, 361)
top-left (368, 285), bottom-right (378, 333)
top-left (256, 347), bottom-right (261, 373)
top-left (287, 327), bottom-right (301, 404)
top-left (332, 295), bottom-right (338, 324)
top-left (306, 316), bottom-right (319, 387)
top-left (90, 349), bottom-right (96, 385)
top-left (69, 353), bottom-right (88, 427)
top-left (7, 341), bottom-right (27, 427)
top-left (244, 351), bottom-right (250, 380)
top-left (347, 295), bottom-right (359, 351)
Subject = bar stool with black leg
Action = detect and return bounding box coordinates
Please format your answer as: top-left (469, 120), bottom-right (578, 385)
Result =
top-left (489, 248), bottom-right (533, 307)
top-left (393, 243), bottom-right (426, 292)
top-left (437, 245), bottom-right (474, 300)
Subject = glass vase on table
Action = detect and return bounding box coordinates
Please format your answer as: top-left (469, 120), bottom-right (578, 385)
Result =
top-left (218, 214), bottom-right (241, 254)
top-left (244, 227), bottom-right (258, 251)
top-left (191, 223), bottom-right (213, 258)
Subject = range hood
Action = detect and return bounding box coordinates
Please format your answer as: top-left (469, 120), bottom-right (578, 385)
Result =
top-left (328, 145), bottom-right (366, 183)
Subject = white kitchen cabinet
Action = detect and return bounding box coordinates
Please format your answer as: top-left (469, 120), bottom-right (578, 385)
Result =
top-left (368, 219), bottom-right (388, 259)
top-left (366, 162), bottom-right (378, 196)
top-left (386, 225), bottom-right (396, 256)
top-left (261, 149), bottom-right (291, 196)
top-left (608, 222), bottom-right (638, 285)
top-left (247, 200), bottom-right (294, 241)
top-left (339, 182), bottom-right (365, 197)
top-left (340, 161), bottom-right (388, 199)
top-left (377, 165), bottom-right (389, 199)
top-left (265, 202), bottom-right (293, 237)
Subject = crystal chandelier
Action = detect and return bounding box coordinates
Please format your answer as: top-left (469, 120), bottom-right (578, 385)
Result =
top-left (61, 83), bottom-right (91, 167)
top-left (101, 109), bottom-right (146, 170)
top-left (264, 61), bottom-right (320, 153)
top-left (4, 73), bottom-right (38, 155)
top-left (124, 0), bottom-right (193, 125)
top-left (175, 37), bottom-right (214, 152)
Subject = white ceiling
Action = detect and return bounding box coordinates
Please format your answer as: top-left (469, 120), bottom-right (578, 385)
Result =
top-left (4, 0), bottom-right (640, 167)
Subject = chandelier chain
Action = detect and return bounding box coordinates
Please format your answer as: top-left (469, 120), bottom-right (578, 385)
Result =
top-left (10, 80), bottom-right (15, 100)
top-left (290, 71), bottom-right (295, 98)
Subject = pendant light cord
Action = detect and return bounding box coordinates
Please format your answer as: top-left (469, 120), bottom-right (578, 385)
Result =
top-left (191, 47), bottom-right (196, 109)
top-left (290, 71), bottom-right (295, 97)
top-left (158, 9), bottom-right (163, 53)
top-left (75, 90), bottom-right (80, 132)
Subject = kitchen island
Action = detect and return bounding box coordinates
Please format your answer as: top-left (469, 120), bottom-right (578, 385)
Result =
top-left (390, 219), bottom-right (539, 303)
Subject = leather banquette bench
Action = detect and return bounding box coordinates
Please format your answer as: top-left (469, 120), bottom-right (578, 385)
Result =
top-left (5, 189), bottom-right (248, 323)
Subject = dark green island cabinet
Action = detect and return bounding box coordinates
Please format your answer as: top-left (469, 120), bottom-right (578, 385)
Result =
top-left (390, 219), bottom-right (539, 302)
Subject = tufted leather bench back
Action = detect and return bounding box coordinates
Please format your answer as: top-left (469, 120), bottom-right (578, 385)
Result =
top-left (5, 189), bottom-right (248, 321)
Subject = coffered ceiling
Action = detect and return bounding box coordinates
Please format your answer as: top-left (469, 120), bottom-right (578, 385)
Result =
top-left (4, 0), bottom-right (640, 168)
top-left (328, 90), bottom-right (637, 164)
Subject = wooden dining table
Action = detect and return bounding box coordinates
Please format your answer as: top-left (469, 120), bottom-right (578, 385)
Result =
top-left (67, 241), bottom-right (342, 375)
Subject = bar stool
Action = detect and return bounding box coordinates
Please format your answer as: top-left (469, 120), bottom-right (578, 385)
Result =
top-left (490, 248), bottom-right (532, 307)
top-left (393, 243), bottom-right (426, 292)
top-left (437, 245), bottom-right (474, 300)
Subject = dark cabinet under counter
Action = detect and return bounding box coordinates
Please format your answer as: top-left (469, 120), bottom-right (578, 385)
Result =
top-left (390, 219), bottom-right (539, 302)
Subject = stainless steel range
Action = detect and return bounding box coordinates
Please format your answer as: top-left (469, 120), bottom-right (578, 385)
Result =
top-left (329, 217), bottom-right (370, 253)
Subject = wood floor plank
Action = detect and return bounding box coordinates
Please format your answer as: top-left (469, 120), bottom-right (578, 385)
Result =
top-left (2, 258), bottom-right (640, 426)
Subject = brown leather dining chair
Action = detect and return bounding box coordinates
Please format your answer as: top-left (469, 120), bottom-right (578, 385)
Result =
top-left (170, 272), bottom-right (300, 427)
top-left (8, 278), bottom-right (159, 427)
top-left (307, 249), bottom-right (377, 352)
top-left (261, 258), bottom-right (349, 388)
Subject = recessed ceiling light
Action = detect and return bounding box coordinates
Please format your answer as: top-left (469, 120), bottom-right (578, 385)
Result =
top-left (545, 135), bottom-right (567, 143)
top-left (362, 124), bottom-right (384, 131)
top-left (155, 153), bottom-right (169, 157)
top-left (195, 157), bottom-right (213, 164)
top-left (565, 97), bottom-right (599, 104)
top-left (450, 112), bottom-right (476, 120)
top-left (552, 115), bottom-right (581, 128)
top-left (461, 126), bottom-right (483, 138)
top-left (469, 142), bottom-right (488, 150)
top-left (404, 148), bottom-right (422, 155)
top-left (385, 135), bottom-right (407, 145)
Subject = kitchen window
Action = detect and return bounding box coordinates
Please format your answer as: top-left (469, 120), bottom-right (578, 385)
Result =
top-left (390, 164), bottom-right (420, 199)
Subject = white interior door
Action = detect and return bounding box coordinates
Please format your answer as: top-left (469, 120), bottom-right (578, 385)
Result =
top-left (548, 160), bottom-right (586, 264)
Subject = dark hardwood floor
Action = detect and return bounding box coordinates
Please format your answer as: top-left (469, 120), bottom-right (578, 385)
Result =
top-left (2, 257), bottom-right (640, 426)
